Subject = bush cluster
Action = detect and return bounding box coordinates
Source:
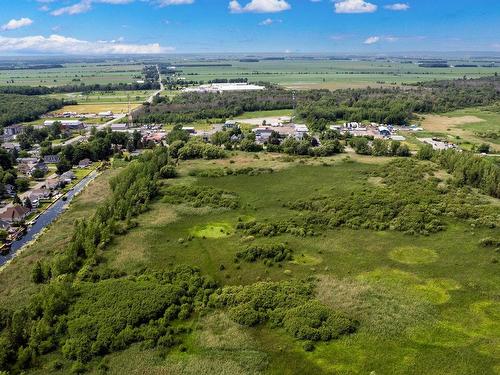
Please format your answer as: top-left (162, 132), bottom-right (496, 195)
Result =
top-left (235, 243), bottom-right (293, 265)
top-left (286, 159), bottom-right (499, 235)
top-left (188, 166), bottom-right (274, 178)
top-left (210, 280), bottom-right (357, 342)
top-left (162, 184), bottom-right (239, 209)
top-left (236, 219), bottom-right (315, 237)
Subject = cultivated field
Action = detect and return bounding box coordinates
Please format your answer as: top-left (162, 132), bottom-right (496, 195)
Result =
top-left (0, 63), bottom-right (145, 87)
top-left (171, 59), bottom-right (500, 89)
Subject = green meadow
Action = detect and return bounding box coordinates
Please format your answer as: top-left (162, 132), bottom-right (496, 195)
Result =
top-left (0, 152), bottom-right (498, 374)
top-left (88, 157), bottom-right (498, 375)
top-left (174, 59), bottom-right (500, 89)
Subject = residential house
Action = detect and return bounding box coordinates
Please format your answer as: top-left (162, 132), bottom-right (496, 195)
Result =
top-left (29, 189), bottom-right (51, 208)
top-left (78, 159), bottom-right (91, 168)
top-left (0, 205), bottom-right (30, 223)
top-left (4, 124), bottom-right (23, 137)
top-left (44, 155), bottom-right (61, 164)
top-left (33, 162), bottom-right (49, 174)
top-left (61, 171), bottom-right (76, 183)
top-left (16, 157), bottom-right (39, 164)
top-left (2, 143), bottom-right (20, 152)
top-left (45, 178), bottom-right (61, 190)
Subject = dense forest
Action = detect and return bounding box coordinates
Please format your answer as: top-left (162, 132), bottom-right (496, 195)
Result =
top-left (135, 76), bottom-right (500, 126)
top-left (0, 81), bottom-right (159, 96)
top-left (0, 94), bottom-right (71, 127)
top-left (134, 86), bottom-right (314, 124)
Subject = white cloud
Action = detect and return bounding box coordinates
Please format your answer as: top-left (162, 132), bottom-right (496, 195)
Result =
top-left (229, 0), bottom-right (291, 13)
top-left (0, 34), bottom-right (173, 54)
top-left (363, 36), bottom-right (380, 44)
top-left (51, 0), bottom-right (92, 16)
top-left (259, 18), bottom-right (274, 25)
top-left (385, 3), bottom-right (410, 11)
top-left (156, 0), bottom-right (194, 5)
top-left (334, 0), bottom-right (377, 14)
top-left (50, 0), bottom-right (190, 16)
top-left (1, 18), bottom-right (34, 31)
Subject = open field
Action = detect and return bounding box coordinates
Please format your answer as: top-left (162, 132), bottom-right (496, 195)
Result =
top-left (420, 106), bottom-right (500, 152)
top-left (50, 103), bottom-right (140, 115)
top-left (0, 63), bottom-right (145, 87)
top-left (96, 158), bottom-right (498, 374)
top-left (172, 59), bottom-right (500, 89)
top-left (2, 153), bottom-right (497, 374)
top-left (44, 90), bottom-right (154, 104)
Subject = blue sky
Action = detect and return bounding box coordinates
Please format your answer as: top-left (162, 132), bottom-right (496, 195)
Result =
top-left (0, 0), bottom-right (499, 55)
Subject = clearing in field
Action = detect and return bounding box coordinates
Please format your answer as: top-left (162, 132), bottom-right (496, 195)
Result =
top-left (50, 103), bottom-right (140, 114)
top-left (422, 114), bottom-right (485, 132)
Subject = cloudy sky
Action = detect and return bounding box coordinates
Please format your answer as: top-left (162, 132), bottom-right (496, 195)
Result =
top-left (0, 0), bottom-right (499, 55)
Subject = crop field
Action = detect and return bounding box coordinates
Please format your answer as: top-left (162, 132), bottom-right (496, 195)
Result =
top-left (44, 90), bottom-right (153, 104)
top-left (1, 153), bottom-right (494, 374)
top-left (0, 63), bottom-right (145, 87)
top-left (172, 59), bottom-right (500, 89)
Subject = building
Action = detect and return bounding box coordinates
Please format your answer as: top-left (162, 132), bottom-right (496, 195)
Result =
top-left (44, 120), bottom-right (84, 130)
top-left (182, 82), bottom-right (265, 93)
top-left (29, 189), bottom-right (51, 208)
top-left (378, 126), bottom-right (391, 137)
top-left (294, 124), bottom-right (309, 139)
top-left (390, 135), bottom-right (406, 141)
top-left (44, 155), bottom-right (61, 164)
top-left (110, 123), bottom-right (129, 132)
top-left (4, 124), bottom-right (23, 137)
top-left (78, 158), bottom-right (92, 168)
top-left (182, 127), bottom-right (196, 134)
top-left (0, 205), bottom-right (30, 223)
top-left (224, 120), bottom-right (239, 129)
top-left (252, 127), bottom-right (275, 142)
top-left (98, 111), bottom-right (113, 117)
top-left (45, 178), bottom-right (61, 190)
top-left (61, 171), bottom-right (76, 183)
top-left (2, 143), bottom-right (20, 152)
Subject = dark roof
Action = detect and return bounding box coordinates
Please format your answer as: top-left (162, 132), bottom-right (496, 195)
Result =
top-left (0, 205), bottom-right (30, 221)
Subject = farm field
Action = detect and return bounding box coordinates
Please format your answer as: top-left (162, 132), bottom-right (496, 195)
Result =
top-left (50, 103), bottom-right (140, 115)
top-left (172, 59), bottom-right (500, 89)
top-left (44, 90), bottom-right (154, 104)
top-left (420, 106), bottom-right (500, 152)
top-left (0, 63), bottom-right (145, 87)
top-left (2, 153), bottom-right (498, 375)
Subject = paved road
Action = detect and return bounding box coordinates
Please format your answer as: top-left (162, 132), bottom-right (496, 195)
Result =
top-left (146, 65), bottom-right (163, 104)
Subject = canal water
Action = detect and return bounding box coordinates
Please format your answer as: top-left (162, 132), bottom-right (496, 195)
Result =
top-left (0, 170), bottom-right (98, 267)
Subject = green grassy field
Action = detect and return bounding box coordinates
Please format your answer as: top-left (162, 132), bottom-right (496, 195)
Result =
top-left (418, 105), bottom-right (500, 152)
top-left (0, 63), bottom-right (145, 87)
top-left (1, 153), bottom-right (498, 375)
top-left (173, 59), bottom-right (500, 89)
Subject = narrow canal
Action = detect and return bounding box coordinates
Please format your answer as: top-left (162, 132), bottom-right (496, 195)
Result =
top-left (0, 170), bottom-right (99, 266)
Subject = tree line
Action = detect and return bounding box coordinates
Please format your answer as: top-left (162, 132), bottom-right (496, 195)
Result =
top-left (0, 94), bottom-right (73, 127)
